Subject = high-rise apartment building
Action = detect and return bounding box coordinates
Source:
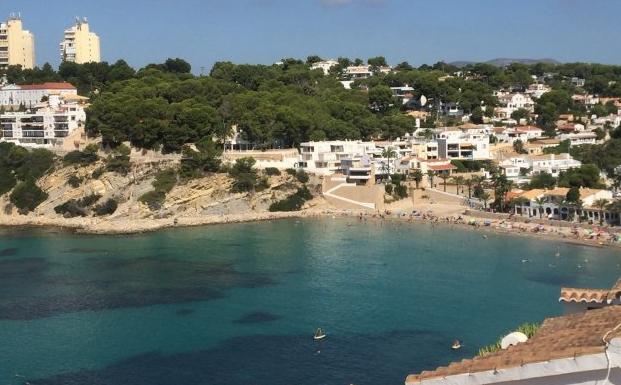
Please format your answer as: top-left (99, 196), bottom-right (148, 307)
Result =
top-left (0, 14), bottom-right (35, 70)
top-left (60, 18), bottom-right (100, 64)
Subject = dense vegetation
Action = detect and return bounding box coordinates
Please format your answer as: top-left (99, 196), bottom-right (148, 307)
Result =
top-left (139, 168), bottom-right (178, 210)
top-left (4, 57), bottom-right (621, 155)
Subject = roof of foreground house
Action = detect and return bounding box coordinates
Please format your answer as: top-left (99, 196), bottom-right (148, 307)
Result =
top-left (406, 306), bottom-right (621, 384)
top-left (560, 278), bottom-right (621, 304)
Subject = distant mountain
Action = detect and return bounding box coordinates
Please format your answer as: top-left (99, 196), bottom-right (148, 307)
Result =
top-left (449, 58), bottom-right (561, 68)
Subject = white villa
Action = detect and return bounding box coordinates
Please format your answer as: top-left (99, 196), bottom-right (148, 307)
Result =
top-left (494, 92), bottom-right (535, 119)
top-left (530, 153), bottom-right (582, 177)
top-left (495, 125), bottom-right (543, 144)
top-left (310, 60), bottom-right (338, 75)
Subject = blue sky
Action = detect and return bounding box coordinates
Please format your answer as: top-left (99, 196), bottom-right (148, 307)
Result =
top-left (1, 0), bottom-right (620, 71)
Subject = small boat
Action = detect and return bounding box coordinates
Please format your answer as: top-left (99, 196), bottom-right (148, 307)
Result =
top-left (451, 339), bottom-right (461, 350)
top-left (314, 328), bottom-right (327, 341)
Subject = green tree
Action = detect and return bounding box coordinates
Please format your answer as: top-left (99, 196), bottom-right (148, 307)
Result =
top-left (229, 157), bottom-right (259, 193)
top-left (9, 180), bottom-right (48, 213)
top-left (593, 198), bottom-right (609, 226)
top-left (412, 169), bottom-right (423, 189)
top-left (513, 139), bottom-right (526, 154)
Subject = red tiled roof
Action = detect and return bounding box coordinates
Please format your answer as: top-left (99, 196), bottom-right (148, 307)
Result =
top-left (407, 306), bottom-right (621, 384)
top-left (19, 82), bottom-right (76, 90)
top-left (428, 164), bottom-right (456, 171)
top-left (560, 278), bottom-right (621, 304)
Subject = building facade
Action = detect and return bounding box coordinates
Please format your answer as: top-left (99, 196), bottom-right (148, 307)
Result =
top-left (0, 94), bottom-right (87, 147)
top-left (0, 82), bottom-right (77, 108)
top-left (60, 18), bottom-right (100, 64)
top-left (0, 15), bottom-right (35, 70)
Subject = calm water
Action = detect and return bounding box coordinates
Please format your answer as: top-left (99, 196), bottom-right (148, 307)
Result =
top-left (0, 219), bottom-right (620, 385)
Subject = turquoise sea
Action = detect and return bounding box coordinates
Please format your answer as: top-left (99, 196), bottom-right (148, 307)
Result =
top-left (0, 218), bottom-right (619, 385)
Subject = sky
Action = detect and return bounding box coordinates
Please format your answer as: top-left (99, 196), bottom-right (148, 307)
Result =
top-left (1, 0), bottom-right (620, 72)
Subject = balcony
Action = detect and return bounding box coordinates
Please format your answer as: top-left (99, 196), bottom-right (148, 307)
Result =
top-left (54, 130), bottom-right (69, 138)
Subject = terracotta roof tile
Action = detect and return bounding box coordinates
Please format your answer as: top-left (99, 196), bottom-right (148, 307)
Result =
top-left (19, 82), bottom-right (76, 90)
top-left (406, 306), bottom-right (621, 384)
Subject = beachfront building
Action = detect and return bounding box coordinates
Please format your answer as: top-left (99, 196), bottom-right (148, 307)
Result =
top-left (0, 94), bottom-right (87, 147)
top-left (0, 14), bottom-right (35, 70)
top-left (512, 187), bottom-right (615, 222)
top-left (60, 18), bottom-right (100, 64)
top-left (298, 140), bottom-right (381, 175)
top-left (0, 82), bottom-right (77, 108)
top-left (406, 305), bottom-right (621, 385)
top-left (434, 126), bottom-right (491, 160)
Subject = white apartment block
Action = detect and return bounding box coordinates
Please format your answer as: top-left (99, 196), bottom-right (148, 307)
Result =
top-left (434, 127), bottom-right (491, 160)
top-left (0, 82), bottom-right (77, 108)
top-left (60, 18), bottom-right (100, 64)
top-left (0, 95), bottom-right (86, 147)
top-left (299, 140), bottom-right (381, 175)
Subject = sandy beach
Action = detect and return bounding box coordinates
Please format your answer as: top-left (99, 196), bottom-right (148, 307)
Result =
top-left (1, 196), bottom-right (620, 251)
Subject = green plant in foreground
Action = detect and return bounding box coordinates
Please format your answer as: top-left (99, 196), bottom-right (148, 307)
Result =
top-left (477, 322), bottom-right (540, 357)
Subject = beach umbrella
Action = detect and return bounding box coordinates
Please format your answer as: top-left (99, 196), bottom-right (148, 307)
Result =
top-left (500, 332), bottom-right (528, 349)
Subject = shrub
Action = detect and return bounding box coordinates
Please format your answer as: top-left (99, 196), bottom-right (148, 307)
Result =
top-left (265, 167), bottom-right (281, 176)
top-left (390, 173), bottom-right (404, 185)
top-left (67, 175), bottom-right (83, 188)
top-left (179, 138), bottom-right (222, 179)
top-left (63, 144), bottom-right (99, 166)
top-left (477, 323), bottom-right (540, 357)
top-left (54, 200), bottom-right (87, 218)
top-left (394, 184), bottom-right (408, 199)
top-left (285, 168), bottom-right (297, 176)
top-left (255, 176), bottom-right (270, 192)
top-left (139, 169), bottom-right (177, 211)
top-left (77, 193), bottom-right (101, 207)
top-left (93, 198), bottom-right (118, 216)
top-left (92, 167), bottom-right (105, 179)
top-left (9, 180), bottom-right (48, 213)
top-left (385, 184), bottom-right (393, 194)
top-left (269, 187), bottom-right (313, 212)
top-left (138, 190), bottom-right (166, 210)
top-left (295, 169), bottom-right (309, 183)
top-left (152, 168), bottom-right (177, 193)
top-left (105, 144), bottom-right (131, 175)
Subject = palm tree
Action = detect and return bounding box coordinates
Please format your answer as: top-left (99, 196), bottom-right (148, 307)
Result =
top-left (509, 196), bottom-right (529, 215)
top-left (427, 170), bottom-right (435, 188)
top-left (534, 197), bottom-right (546, 219)
top-left (438, 173), bottom-right (450, 192)
top-left (593, 198), bottom-right (609, 226)
top-left (412, 169), bottom-right (423, 189)
top-left (480, 192), bottom-right (491, 210)
top-left (381, 148), bottom-right (397, 181)
top-left (493, 174), bottom-right (512, 212)
top-left (452, 176), bottom-right (465, 196)
top-left (607, 200), bottom-right (621, 226)
top-left (464, 177), bottom-right (474, 199)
